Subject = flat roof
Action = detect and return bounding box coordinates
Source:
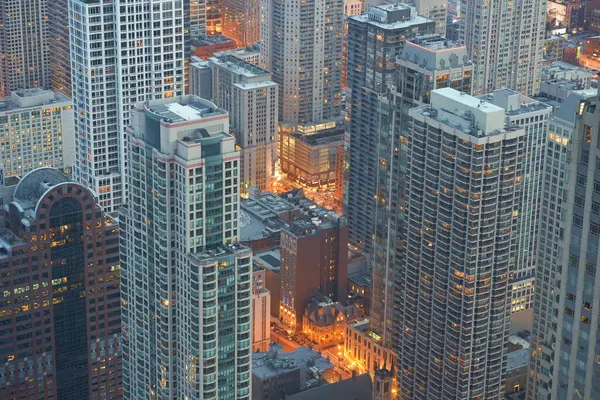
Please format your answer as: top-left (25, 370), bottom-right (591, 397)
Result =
top-left (348, 271), bottom-right (371, 287)
top-left (145, 98), bottom-right (227, 123)
top-left (435, 87), bottom-right (504, 114)
top-left (507, 348), bottom-right (529, 371)
top-left (252, 345), bottom-right (334, 380)
top-left (254, 248), bottom-right (282, 272)
top-left (351, 8), bottom-right (432, 31)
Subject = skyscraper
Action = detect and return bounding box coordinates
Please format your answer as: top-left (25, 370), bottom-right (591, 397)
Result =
top-left (397, 88), bottom-right (524, 399)
top-left (70, 0), bottom-right (186, 212)
top-left (0, 168), bottom-right (122, 399)
top-left (346, 4), bottom-right (434, 253)
top-left (120, 96), bottom-right (252, 399)
top-left (260, 0), bottom-right (343, 126)
top-left (369, 36), bottom-right (472, 345)
top-left (190, 0), bottom-right (207, 37)
top-left (408, 0), bottom-right (447, 36)
top-left (195, 54), bottom-right (279, 192)
top-left (49, 0), bottom-right (71, 96)
top-left (221, 0), bottom-right (260, 47)
top-left (528, 91), bottom-right (600, 400)
top-left (477, 89), bottom-right (552, 318)
top-left (460, 0), bottom-right (545, 95)
top-left (0, 0), bottom-right (50, 96)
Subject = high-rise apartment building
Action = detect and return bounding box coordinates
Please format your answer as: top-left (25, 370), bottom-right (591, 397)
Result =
top-left (260, 0), bottom-right (343, 126)
top-left (120, 96), bottom-right (252, 399)
top-left (195, 55), bottom-right (278, 192)
top-left (0, 168), bottom-right (122, 399)
top-left (221, 0), bottom-right (260, 47)
top-left (408, 0), bottom-right (447, 36)
top-left (369, 36), bottom-right (472, 345)
top-left (478, 89), bottom-right (552, 317)
top-left (528, 91), bottom-right (600, 400)
top-left (346, 4), bottom-right (434, 252)
top-left (0, 0), bottom-right (50, 96)
top-left (190, 0), bottom-right (207, 37)
top-left (396, 35), bottom-right (473, 107)
top-left (342, 0), bottom-right (364, 91)
top-left (0, 89), bottom-right (74, 177)
top-left (398, 88), bottom-right (524, 399)
top-left (206, 0), bottom-right (223, 35)
top-left (70, 0), bottom-right (186, 212)
top-left (460, 0), bottom-right (545, 95)
top-left (49, 0), bottom-right (71, 96)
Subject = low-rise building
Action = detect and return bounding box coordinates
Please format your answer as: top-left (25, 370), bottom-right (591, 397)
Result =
top-left (347, 271), bottom-right (371, 314)
top-left (506, 334), bottom-right (530, 395)
top-left (344, 319), bottom-right (397, 377)
top-left (252, 344), bottom-right (334, 400)
top-left (544, 36), bottom-right (565, 63)
top-left (302, 297), bottom-right (361, 346)
top-left (279, 122), bottom-right (345, 188)
top-left (190, 34), bottom-right (237, 60)
top-left (279, 191), bottom-right (348, 332)
top-left (547, 0), bottom-right (586, 33)
top-left (286, 373), bottom-right (373, 400)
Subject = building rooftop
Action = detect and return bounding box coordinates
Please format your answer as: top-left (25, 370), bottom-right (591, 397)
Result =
top-left (478, 89), bottom-right (552, 117)
top-left (351, 4), bottom-right (433, 30)
top-left (188, 242), bottom-right (251, 264)
top-left (400, 35), bottom-right (470, 71)
top-left (254, 248), bottom-right (282, 272)
top-left (210, 54), bottom-right (271, 78)
top-left (252, 344), bottom-right (334, 380)
top-left (298, 125), bottom-right (346, 147)
top-left (191, 34), bottom-right (235, 46)
top-left (553, 89), bottom-right (598, 124)
top-left (286, 373), bottom-right (373, 400)
top-left (507, 348), bottom-right (529, 371)
top-left (348, 271), bottom-right (371, 287)
top-left (145, 99), bottom-right (227, 124)
top-left (12, 168), bottom-right (72, 210)
top-left (413, 88), bottom-right (523, 138)
top-left (280, 189), bottom-right (346, 234)
top-left (214, 44), bottom-right (260, 59)
top-left (0, 89), bottom-right (70, 113)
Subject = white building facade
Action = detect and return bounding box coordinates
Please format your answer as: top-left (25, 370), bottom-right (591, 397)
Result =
top-left (0, 89), bottom-right (74, 177)
top-left (69, 0), bottom-right (185, 211)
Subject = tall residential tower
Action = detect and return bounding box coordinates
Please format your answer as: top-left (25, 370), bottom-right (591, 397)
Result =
top-left (398, 88), bottom-right (523, 399)
top-left (69, 0), bottom-right (186, 211)
top-left (528, 91), bottom-right (600, 400)
top-left (460, 0), bottom-right (545, 94)
top-left (346, 4), bottom-right (434, 253)
top-left (120, 96), bottom-right (252, 399)
top-left (260, 0), bottom-right (343, 126)
top-left (0, 0), bottom-right (50, 96)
